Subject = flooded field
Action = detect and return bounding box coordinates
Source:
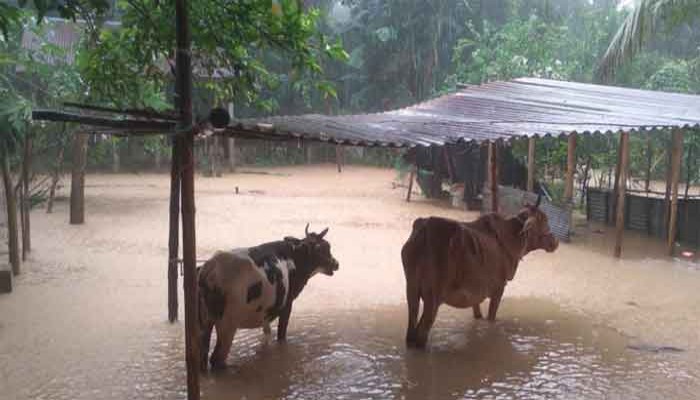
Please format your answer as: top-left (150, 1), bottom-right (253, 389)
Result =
top-left (1, 165), bottom-right (699, 399)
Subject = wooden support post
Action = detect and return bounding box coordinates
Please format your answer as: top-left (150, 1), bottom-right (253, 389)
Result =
top-left (406, 165), bottom-right (416, 202)
top-left (645, 132), bottom-right (653, 193)
top-left (70, 133), bottom-right (87, 225)
top-left (667, 129), bottom-right (683, 256)
top-left (564, 133), bottom-right (577, 204)
top-left (527, 137), bottom-right (535, 192)
top-left (489, 141), bottom-right (499, 213)
top-left (21, 134), bottom-right (32, 258)
top-left (168, 138), bottom-right (181, 323)
top-left (614, 132), bottom-right (630, 258)
top-left (175, 0), bottom-right (200, 397)
top-left (336, 145), bottom-right (343, 173)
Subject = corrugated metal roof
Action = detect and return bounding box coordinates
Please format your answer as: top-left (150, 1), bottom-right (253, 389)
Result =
top-left (227, 78), bottom-right (700, 147)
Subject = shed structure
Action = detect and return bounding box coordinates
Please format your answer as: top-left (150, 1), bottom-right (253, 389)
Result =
top-left (31, 47), bottom-right (700, 400)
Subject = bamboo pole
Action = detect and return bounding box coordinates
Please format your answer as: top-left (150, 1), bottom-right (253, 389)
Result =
top-left (564, 133), bottom-right (577, 204)
top-left (614, 132), bottom-right (630, 258)
top-left (168, 137), bottom-right (181, 323)
top-left (175, 0), bottom-right (200, 397)
top-left (489, 141), bottom-right (499, 213)
top-left (527, 137), bottom-right (535, 192)
top-left (667, 129), bottom-right (683, 256)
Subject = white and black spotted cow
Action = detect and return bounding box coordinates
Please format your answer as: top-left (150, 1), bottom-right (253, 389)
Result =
top-left (197, 225), bottom-right (339, 370)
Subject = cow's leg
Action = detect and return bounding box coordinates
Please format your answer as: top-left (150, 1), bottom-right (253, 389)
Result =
top-left (210, 318), bottom-right (237, 370)
top-left (487, 285), bottom-right (506, 321)
top-left (415, 293), bottom-right (439, 349)
top-left (405, 273), bottom-right (420, 346)
top-left (263, 321), bottom-right (272, 335)
top-left (200, 321), bottom-right (215, 371)
top-left (472, 304), bottom-right (483, 319)
top-left (277, 301), bottom-right (293, 342)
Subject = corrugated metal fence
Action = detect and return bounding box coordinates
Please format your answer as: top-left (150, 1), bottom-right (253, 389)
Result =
top-left (587, 188), bottom-right (700, 247)
top-left (483, 185), bottom-right (571, 242)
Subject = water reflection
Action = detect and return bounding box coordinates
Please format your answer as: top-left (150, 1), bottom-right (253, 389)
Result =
top-left (198, 299), bottom-right (691, 400)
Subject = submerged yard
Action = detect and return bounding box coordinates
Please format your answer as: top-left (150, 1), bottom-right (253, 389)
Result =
top-left (1, 165), bottom-right (699, 399)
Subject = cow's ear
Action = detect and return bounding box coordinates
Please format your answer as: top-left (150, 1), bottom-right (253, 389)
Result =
top-left (318, 227), bottom-right (329, 239)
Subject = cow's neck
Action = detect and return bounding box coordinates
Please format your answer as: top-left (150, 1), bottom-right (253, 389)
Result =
top-left (489, 216), bottom-right (529, 267)
top-left (286, 251), bottom-right (316, 300)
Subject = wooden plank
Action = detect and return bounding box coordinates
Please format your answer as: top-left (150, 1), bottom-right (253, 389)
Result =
top-left (175, 0), bottom-right (200, 398)
top-left (489, 141), bottom-right (499, 213)
top-left (614, 132), bottom-right (630, 258)
top-left (564, 133), bottom-right (577, 204)
top-left (527, 137), bottom-right (535, 193)
top-left (667, 129), bottom-right (683, 255)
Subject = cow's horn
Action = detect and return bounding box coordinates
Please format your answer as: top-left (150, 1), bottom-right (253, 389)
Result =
top-left (305, 223), bottom-right (310, 236)
top-left (535, 194), bottom-right (542, 208)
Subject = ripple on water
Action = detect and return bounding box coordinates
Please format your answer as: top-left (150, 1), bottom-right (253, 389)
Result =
top-left (196, 299), bottom-right (698, 400)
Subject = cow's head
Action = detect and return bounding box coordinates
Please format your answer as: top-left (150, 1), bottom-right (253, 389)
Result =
top-left (286, 224), bottom-right (339, 276)
top-left (518, 196), bottom-right (558, 254)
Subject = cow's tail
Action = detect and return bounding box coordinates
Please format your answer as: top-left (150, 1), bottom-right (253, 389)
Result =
top-left (198, 262), bottom-right (226, 327)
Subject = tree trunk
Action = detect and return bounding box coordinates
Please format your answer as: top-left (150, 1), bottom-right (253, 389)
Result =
top-left (214, 136), bottom-right (222, 177)
top-left (2, 153), bottom-right (20, 275)
top-left (47, 144), bottom-right (65, 213)
top-left (21, 135), bottom-right (32, 258)
top-left (112, 138), bottom-right (120, 173)
top-left (155, 141), bottom-right (162, 171)
top-left (228, 138), bottom-right (236, 172)
top-left (70, 133), bottom-right (88, 225)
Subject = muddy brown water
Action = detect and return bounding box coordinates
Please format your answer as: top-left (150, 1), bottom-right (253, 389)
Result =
top-left (1, 166), bottom-right (699, 399)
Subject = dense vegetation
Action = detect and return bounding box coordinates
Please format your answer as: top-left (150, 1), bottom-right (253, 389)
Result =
top-left (2, 0), bottom-right (700, 199)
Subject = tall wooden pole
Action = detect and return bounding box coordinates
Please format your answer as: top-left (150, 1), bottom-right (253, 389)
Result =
top-left (667, 129), bottom-right (683, 256)
top-left (614, 132), bottom-right (630, 258)
top-left (489, 141), bottom-right (499, 213)
top-left (175, 0), bottom-right (200, 397)
top-left (564, 133), bottom-right (577, 204)
top-left (527, 137), bottom-right (536, 192)
top-left (167, 138), bottom-right (181, 323)
top-left (645, 132), bottom-right (653, 193)
top-left (70, 133), bottom-right (87, 225)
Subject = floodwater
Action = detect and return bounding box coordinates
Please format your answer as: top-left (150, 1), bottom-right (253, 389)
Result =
top-left (1, 165), bottom-right (699, 400)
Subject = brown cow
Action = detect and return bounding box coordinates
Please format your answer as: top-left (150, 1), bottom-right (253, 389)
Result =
top-left (401, 200), bottom-right (558, 348)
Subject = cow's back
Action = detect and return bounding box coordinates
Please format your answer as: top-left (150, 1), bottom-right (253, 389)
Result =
top-left (402, 217), bottom-right (461, 279)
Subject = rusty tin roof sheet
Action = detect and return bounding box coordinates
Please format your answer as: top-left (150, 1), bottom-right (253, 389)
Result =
top-left (228, 78), bottom-right (700, 147)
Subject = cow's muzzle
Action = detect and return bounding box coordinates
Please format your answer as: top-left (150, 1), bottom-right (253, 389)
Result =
top-left (545, 235), bottom-right (559, 252)
top-left (323, 259), bottom-right (340, 276)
